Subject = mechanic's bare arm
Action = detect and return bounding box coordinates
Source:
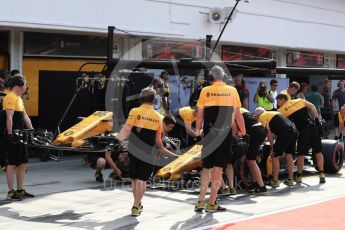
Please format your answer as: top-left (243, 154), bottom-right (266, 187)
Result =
top-left (234, 107), bottom-right (246, 136)
top-left (196, 106), bottom-right (204, 137)
top-left (117, 124), bottom-right (133, 142)
top-left (231, 121), bottom-right (239, 134)
top-left (156, 131), bottom-right (178, 157)
top-left (5, 109), bottom-right (14, 135)
top-left (184, 123), bottom-right (198, 137)
top-left (105, 150), bottom-right (121, 177)
top-left (23, 110), bottom-right (33, 129)
top-left (304, 101), bottom-right (319, 119)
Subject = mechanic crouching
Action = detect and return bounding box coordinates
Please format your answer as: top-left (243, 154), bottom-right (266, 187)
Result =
top-left (255, 108), bottom-right (298, 187)
top-left (86, 143), bottom-right (129, 182)
top-left (276, 94), bottom-right (326, 184)
top-left (116, 87), bottom-right (178, 216)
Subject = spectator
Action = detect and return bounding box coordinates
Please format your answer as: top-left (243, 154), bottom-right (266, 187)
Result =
top-left (234, 73), bottom-right (249, 109)
top-left (306, 85), bottom-right (324, 119)
top-left (269, 79), bottom-right (279, 110)
top-left (320, 80), bottom-right (332, 121)
top-left (332, 80), bottom-right (345, 139)
top-left (296, 82), bottom-right (309, 100)
top-left (253, 81), bottom-right (273, 111)
top-left (160, 70), bottom-right (170, 115)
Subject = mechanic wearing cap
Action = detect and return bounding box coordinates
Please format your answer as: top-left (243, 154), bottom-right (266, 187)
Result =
top-left (254, 107), bottom-right (298, 187)
top-left (117, 86), bottom-right (178, 216)
top-left (276, 94), bottom-right (326, 184)
top-left (168, 106), bottom-right (198, 149)
top-left (194, 65), bottom-right (245, 212)
top-left (3, 75), bottom-right (35, 200)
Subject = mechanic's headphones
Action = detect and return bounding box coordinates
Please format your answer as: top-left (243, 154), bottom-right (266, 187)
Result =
top-left (9, 75), bottom-right (25, 88)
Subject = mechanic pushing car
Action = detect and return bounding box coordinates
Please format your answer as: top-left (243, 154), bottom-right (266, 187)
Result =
top-left (276, 94), bottom-right (326, 184)
top-left (238, 108), bottom-right (267, 194)
top-left (168, 106), bottom-right (198, 149)
top-left (116, 87), bottom-right (178, 216)
top-left (194, 65), bottom-right (246, 212)
top-left (254, 108), bottom-right (298, 187)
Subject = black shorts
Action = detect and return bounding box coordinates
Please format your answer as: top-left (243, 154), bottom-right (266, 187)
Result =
top-left (202, 131), bottom-right (232, 169)
top-left (87, 155), bottom-right (104, 169)
top-left (129, 153), bottom-right (154, 181)
top-left (0, 140), bottom-right (7, 166)
top-left (273, 126), bottom-right (298, 157)
top-left (6, 141), bottom-right (28, 166)
top-left (297, 125), bottom-right (323, 155)
top-left (246, 125), bottom-right (267, 160)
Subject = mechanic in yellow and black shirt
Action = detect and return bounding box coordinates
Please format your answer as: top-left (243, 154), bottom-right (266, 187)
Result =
top-left (254, 108), bottom-right (298, 187)
top-left (3, 75), bottom-right (35, 200)
top-left (117, 87), bottom-right (178, 217)
top-left (237, 108), bottom-right (268, 194)
top-left (168, 106), bottom-right (198, 149)
top-left (276, 94), bottom-right (325, 184)
top-left (194, 65), bottom-right (246, 212)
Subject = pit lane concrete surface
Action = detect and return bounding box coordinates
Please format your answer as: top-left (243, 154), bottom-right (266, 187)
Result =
top-left (0, 156), bottom-right (344, 230)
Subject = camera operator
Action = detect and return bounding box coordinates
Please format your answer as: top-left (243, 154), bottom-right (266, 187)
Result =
top-left (254, 81), bottom-right (274, 111)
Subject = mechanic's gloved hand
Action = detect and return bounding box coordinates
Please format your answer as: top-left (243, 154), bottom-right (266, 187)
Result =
top-left (242, 134), bottom-right (251, 144)
top-left (194, 136), bottom-right (202, 143)
top-left (7, 134), bottom-right (14, 144)
top-left (314, 118), bottom-right (324, 137)
top-left (314, 118), bottom-right (322, 127)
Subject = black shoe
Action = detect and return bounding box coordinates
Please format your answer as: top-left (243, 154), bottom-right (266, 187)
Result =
top-left (95, 172), bottom-right (104, 182)
top-left (247, 182), bottom-right (258, 194)
top-left (254, 186), bottom-right (268, 195)
top-left (7, 190), bottom-right (23, 201)
top-left (109, 172), bottom-right (121, 181)
top-left (17, 189), bottom-right (35, 198)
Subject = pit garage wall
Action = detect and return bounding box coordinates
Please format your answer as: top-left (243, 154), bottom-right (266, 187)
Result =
top-left (22, 58), bottom-right (106, 117)
top-left (1, 0), bottom-right (345, 54)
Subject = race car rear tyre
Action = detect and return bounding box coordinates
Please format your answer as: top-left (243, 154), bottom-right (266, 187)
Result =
top-left (321, 140), bottom-right (344, 174)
